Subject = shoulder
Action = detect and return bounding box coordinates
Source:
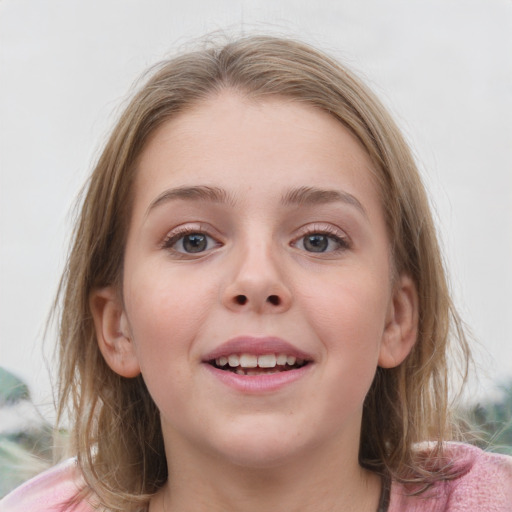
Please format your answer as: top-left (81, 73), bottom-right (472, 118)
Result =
top-left (389, 443), bottom-right (512, 512)
top-left (0, 459), bottom-right (95, 512)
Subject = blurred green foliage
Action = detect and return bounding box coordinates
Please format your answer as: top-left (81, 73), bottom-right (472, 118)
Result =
top-left (0, 368), bottom-right (30, 406)
top-left (0, 367), bottom-right (53, 498)
top-left (460, 380), bottom-right (512, 456)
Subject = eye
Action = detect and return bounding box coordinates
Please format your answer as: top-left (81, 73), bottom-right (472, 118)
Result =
top-left (293, 230), bottom-right (349, 253)
top-left (163, 231), bottom-right (219, 254)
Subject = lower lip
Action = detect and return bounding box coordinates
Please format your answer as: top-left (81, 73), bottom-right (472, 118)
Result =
top-left (203, 363), bottom-right (312, 393)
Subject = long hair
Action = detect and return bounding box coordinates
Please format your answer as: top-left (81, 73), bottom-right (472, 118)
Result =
top-left (56, 35), bottom-right (470, 511)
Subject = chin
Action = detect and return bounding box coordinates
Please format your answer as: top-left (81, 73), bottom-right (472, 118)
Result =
top-left (221, 443), bottom-right (301, 470)
top-left (207, 419), bottom-right (312, 469)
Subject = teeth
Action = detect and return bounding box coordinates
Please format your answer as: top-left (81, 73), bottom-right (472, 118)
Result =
top-left (258, 354), bottom-right (276, 368)
top-left (215, 353), bottom-right (307, 369)
top-left (239, 354), bottom-right (258, 368)
top-left (276, 354), bottom-right (288, 365)
top-left (228, 355), bottom-right (240, 367)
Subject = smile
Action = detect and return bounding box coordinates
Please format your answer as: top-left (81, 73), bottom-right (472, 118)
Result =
top-left (202, 336), bottom-right (313, 391)
top-left (212, 353), bottom-right (308, 375)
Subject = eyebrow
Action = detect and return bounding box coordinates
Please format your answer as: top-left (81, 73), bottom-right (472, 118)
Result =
top-left (146, 184), bottom-right (367, 218)
top-left (146, 185), bottom-right (236, 215)
top-left (281, 186), bottom-right (368, 218)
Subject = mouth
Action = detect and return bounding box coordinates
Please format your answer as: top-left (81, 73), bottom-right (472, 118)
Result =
top-left (209, 353), bottom-right (309, 376)
top-left (202, 336), bottom-right (313, 392)
top-left (203, 335), bottom-right (313, 378)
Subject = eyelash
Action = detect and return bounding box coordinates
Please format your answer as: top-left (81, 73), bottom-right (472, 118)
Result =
top-left (161, 226), bottom-right (222, 255)
top-left (161, 224), bottom-right (350, 256)
top-left (291, 224), bottom-right (350, 254)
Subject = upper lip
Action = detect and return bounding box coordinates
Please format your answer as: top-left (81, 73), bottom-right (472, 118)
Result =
top-left (202, 336), bottom-right (313, 362)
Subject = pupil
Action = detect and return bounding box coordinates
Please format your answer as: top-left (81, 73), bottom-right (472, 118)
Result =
top-left (183, 233), bottom-right (207, 253)
top-left (304, 234), bottom-right (328, 252)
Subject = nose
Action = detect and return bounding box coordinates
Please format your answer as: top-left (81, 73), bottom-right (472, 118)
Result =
top-left (220, 243), bottom-right (292, 314)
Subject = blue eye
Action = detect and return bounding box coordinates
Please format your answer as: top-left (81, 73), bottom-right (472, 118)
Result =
top-left (295, 232), bottom-right (348, 253)
top-left (164, 232), bottom-right (218, 254)
top-left (304, 234), bottom-right (329, 252)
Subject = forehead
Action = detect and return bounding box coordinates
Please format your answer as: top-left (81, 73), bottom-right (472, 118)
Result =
top-left (133, 91), bottom-right (379, 212)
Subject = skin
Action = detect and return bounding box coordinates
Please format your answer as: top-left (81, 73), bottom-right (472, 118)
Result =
top-left (91, 91), bottom-right (418, 512)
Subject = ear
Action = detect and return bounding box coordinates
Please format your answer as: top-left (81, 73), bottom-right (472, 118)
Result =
top-left (89, 286), bottom-right (141, 378)
top-left (379, 274), bottom-right (418, 368)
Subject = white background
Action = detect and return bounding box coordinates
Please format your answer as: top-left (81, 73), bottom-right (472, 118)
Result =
top-left (1, 0), bottom-right (511, 421)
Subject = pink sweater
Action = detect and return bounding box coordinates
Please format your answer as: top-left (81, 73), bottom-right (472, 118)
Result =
top-left (1, 444), bottom-right (511, 511)
top-left (389, 443), bottom-right (512, 511)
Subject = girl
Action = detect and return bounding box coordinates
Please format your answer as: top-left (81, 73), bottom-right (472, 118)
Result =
top-left (2, 35), bottom-right (511, 512)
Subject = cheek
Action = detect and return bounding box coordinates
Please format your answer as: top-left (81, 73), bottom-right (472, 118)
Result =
top-left (310, 267), bottom-right (389, 327)
top-left (304, 269), bottom-right (390, 369)
top-left (122, 268), bottom-right (216, 420)
top-left (310, 278), bottom-right (388, 423)
top-left (122, 264), bottom-right (216, 373)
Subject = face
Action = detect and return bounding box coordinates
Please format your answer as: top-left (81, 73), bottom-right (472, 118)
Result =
top-left (93, 91), bottom-right (417, 470)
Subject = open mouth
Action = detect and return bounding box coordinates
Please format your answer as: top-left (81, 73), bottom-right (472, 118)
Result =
top-left (209, 353), bottom-right (309, 376)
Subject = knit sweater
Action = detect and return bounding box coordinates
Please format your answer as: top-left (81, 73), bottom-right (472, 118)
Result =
top-left (1, 444), bottom-right (511, 511)
top-left (389, 443), bottom-right (512, 511)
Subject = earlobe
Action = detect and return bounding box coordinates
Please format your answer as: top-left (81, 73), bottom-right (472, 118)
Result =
top-left (89, 286), bottom-right (141, 378)
top-left (378, 274), bottom-right (418, 369)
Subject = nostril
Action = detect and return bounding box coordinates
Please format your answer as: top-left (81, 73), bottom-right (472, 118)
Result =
top-left (235, 295), bottom-right (248, 305)
top-left (267, 295), bottom-right (281, 306)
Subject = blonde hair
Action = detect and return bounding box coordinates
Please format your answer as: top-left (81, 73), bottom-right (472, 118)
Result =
top-left (56, 35), bottom-right (470, 511)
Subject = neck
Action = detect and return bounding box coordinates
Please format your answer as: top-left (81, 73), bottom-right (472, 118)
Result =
top-left (151, 433), bottom-right (382, 512)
